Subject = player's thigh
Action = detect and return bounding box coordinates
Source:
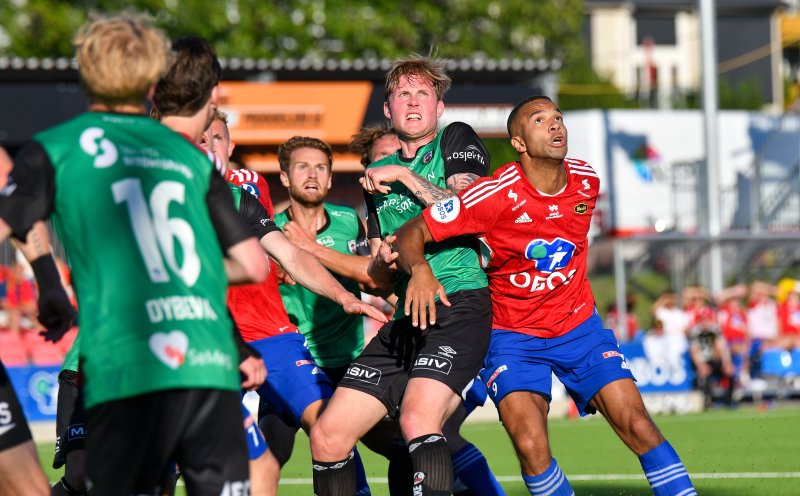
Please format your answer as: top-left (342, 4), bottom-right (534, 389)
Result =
top-left (337, 318), bottom-right (416, 417)
top-left (0, 440), bottom-right (49, 496)
top-left (178, 390), bottom-right (250, 496)
top-left (479, 330), bottom-right (554, 406)
top-left (409, 289), bottom-right (493, 397)
top-left (312, 386), bottom-right (389, 454)
top-left (253, 334), bottom-right (333, 426)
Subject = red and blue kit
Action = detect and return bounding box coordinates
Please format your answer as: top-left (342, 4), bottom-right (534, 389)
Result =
top-left (423, 159), bottom-right (598, 338)
top-left (225, 169), bottom-right (296, 341)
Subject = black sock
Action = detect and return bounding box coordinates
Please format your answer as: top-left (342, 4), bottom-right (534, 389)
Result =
top-left (387, 439), bottom-right (414, 495)
top-left (408, 434), bottom-right (452, 496)
top-left (51, 476), bottom-right (86, 496)
top-left (312, 451), bottom-right (356, 496)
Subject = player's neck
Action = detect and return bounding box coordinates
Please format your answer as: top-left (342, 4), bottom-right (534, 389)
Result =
top-left (521, 158), bottom-right (566, 195)
top-left (160, 114), bottom-right (207, 143)
top-left (288, 200), bottom-right (326, 231)
top-left (398, 131), bottom-right (436, 160)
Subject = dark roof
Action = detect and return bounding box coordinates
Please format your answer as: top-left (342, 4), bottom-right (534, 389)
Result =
top-left (0, 56), bottom-right (561, 83)
top-left (585, 0), bottom-right (784, 10)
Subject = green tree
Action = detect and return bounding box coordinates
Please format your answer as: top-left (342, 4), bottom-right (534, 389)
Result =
top-left (1, 0), bottom-right (586, 61)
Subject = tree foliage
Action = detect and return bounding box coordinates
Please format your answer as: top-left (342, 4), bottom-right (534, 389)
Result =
top-left (0, 0), bottom-right (586, 61)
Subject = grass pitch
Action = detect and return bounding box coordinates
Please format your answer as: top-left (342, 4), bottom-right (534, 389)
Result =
top-left (38, 403), bottom-right (800, 495)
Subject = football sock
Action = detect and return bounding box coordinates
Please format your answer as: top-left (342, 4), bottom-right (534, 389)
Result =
top-left (451, 443), bottom-right (505, 495)
top-left (522, 457), bottom-right (574, 496)
top-left (353, 446), bottom-right (371, 495)
top-left (312, 451), bottom-right (356, 496)
top-left (51, 476), bottom-right (87, 496)
top-left (387, 439), bottom-right (414, 495)
top-left (640, 441), bottom-right (697, 496)
top-left (408, 434), bottom-right (452, 496)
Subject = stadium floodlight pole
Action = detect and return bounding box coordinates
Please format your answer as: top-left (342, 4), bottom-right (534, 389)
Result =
top-left (699, 0), bottom-right (723, 295)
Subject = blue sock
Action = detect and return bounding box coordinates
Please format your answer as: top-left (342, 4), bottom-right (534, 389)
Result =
top-left (353, 446), bottom-right (371, 496)
top-left (522, 457), bottom-right (573, 496)
top-left (452, 443), bottom-right (505, 495)
top-left (639, 441), bottom-right (696, 496)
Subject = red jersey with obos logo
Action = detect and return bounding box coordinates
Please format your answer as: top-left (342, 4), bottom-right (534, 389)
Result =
top-left (423, 159), bottom-right (598, 338)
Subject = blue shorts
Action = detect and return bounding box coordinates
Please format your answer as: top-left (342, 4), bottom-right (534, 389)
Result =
top-left (479, 312), bottom-right (635, 416)
top-left (250, 333), bottom-right (334, 426)
top-left (242, 404), bottom-right (268, 460)
top-left (462, 376), bottom-right (488, 414)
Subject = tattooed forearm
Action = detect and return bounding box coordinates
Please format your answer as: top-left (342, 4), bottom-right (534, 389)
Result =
top-left (447, 172), bottom-right (480, 194)
top-left (12, 221), bottom-right (52, 259)
top-left (410, 171), bottom-right (453, 206)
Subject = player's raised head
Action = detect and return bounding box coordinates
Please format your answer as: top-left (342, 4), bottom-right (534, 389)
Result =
top-left (349, 122), bottom-right (400, 167)
top-left (74, 13), bottom-right (171, 106)
top-left (384, 54), bottom-right (451, 102)
top-left (506, 95), bottom-right (556, 138)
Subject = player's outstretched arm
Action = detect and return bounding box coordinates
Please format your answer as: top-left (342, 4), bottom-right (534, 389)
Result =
top-left (282, 220), bottom-right (382, 290)
top-left (261, 230), bottom-right (388, 324)
top-left (394, 215), bottom-right (449, 330)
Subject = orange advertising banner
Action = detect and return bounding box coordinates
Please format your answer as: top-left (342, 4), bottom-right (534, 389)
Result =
top-left (219, 81), bottom-right (374, 145)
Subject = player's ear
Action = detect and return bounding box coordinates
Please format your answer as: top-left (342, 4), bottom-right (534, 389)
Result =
top-left (436, 100), bottom-right (444, 118)
top-left (383, 101), bottom-right (392, 120)
top-left (511, 136), bottom-right (526, 153)
top-left (279, 170), bottom-right (290, 188)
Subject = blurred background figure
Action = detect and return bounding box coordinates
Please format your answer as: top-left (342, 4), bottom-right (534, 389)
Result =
top-left (688, 307), bottom-right (736, 408)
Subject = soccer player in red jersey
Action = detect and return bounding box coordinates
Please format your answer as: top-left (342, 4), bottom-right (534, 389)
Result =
top-left (394, 96), bottom-right (697, 496)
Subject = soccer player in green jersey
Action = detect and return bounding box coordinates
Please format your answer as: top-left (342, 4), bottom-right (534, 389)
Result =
top-left (309, 55), bottom-right (493, 496)
top-left (0, 14), bottom-right (267, 496)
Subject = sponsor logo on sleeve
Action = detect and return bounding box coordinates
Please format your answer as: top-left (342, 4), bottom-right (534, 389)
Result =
top-left (430, 197), bottom-right (461, 223)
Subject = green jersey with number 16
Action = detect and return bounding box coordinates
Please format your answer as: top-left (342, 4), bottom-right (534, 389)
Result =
top-left (7, 113), bottom-right (240, 409)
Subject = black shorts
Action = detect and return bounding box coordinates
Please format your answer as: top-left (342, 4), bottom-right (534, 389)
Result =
top-left (53, 370), bottom-right (85, 469)
top-left (86, 389), bottom-right (249, 496)
top-left (338, 288), bottom-right (492, 416)
top-left (0, 360), bottom-right (33, 451)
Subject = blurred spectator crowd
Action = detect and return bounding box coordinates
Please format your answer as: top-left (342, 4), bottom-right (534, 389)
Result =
top-left (605, 280), bottom-right (800, 408)
top-left (0, 251), bottom-right (77, 367)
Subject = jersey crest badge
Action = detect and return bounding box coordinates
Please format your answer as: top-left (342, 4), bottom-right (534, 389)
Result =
top-left (574, 203), bottom-right (588, 214)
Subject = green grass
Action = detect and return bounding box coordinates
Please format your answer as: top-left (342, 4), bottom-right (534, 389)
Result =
top-left (38, 404), bottom-right (800, 495)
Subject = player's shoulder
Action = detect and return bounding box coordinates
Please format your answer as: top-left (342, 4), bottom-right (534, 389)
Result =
top-left (564, 158), bottom-right (599, 189)
top-left (227, 168), bottom-right (264, 186)
top-left (459, 161), bottom-right (523, 210)
top-left (564, 158), bottom-right (598, 177)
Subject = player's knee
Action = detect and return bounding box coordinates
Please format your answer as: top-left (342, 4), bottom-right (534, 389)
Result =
top-left (623, 411), bottom-right (664, 451)
top-left (309, 421), bottom-right (349, 461)
top-left (398, 408), bottom-right (440, 440)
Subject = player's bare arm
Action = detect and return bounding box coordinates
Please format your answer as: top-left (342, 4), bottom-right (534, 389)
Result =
top-left (393, 216), bottom-right (450, 329)
top-left (366, 235), bottom-right (399, 291)
top-left (261, 229), bottom-right (388, 324)
top-left (446, 172), bottom-right (481, 194)
top-left (283, 220), bottom-right (382, 291)
top-left (224, 238), bottom-right (269, 284)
